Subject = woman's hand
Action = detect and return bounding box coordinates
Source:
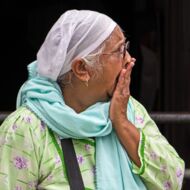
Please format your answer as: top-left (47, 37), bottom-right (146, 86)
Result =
top-left (109, 58), bottom-right (135, 125)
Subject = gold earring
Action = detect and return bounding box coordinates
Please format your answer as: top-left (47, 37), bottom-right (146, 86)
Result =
top-left (84, 79), bottom-right (89, 87)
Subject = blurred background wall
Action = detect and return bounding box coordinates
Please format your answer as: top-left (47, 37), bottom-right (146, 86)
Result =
top-left (1, 0), bottom-right (190, 188)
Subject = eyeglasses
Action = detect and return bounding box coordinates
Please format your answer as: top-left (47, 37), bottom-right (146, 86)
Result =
top-left (101, 41), bottom-right (130, 60)
top-left (81, 41), bottom-right (130, 64)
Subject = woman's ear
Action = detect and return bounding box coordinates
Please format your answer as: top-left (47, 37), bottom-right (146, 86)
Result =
top-left (71, 59), bottom-right (90, 82)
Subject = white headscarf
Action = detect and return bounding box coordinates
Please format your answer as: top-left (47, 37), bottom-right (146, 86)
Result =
top-left (37, 9), bottom-right (117, 81)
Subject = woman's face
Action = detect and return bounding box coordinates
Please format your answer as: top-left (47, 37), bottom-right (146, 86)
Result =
top-left (89, 26), bottom-right (132, 102)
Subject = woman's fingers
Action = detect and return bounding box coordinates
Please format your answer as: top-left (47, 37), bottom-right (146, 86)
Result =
top-left (110, 59), bottom-right (136, 123)
top-left (116, 61), bottom-right (134, 97)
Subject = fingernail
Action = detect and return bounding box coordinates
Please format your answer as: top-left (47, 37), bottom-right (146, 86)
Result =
top-left (132, 58), bottom-right (136, 62)
top-left (131, 62), bottom-right (135, 67)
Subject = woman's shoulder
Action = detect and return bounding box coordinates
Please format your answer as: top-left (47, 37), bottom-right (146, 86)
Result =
top-left (0, 106), bottom-right (47, 136)
top-left (129, 95), bottom-right (147, 113)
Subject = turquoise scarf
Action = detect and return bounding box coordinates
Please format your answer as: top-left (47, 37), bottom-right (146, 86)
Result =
top-left (17, 61), bottom-right (146, 190)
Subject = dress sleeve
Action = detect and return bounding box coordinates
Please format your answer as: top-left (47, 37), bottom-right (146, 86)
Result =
top-left (130, 97), bottom-right (185, 190)
top-left (0, 107), bottom-right (43, 190)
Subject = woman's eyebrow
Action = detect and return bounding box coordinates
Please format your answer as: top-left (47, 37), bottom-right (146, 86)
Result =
top-left (112, 38), bottom-right (126, 51)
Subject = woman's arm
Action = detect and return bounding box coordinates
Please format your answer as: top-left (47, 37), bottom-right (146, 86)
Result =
top-left (110, 61), bottom-right (185, 189)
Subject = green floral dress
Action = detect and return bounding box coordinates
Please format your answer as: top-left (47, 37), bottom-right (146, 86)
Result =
top-left (0, 97), bottom-right (185, 190)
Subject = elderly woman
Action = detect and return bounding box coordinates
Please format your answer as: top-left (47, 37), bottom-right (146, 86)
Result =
top-left (0, 10), bottom-right (185, 190)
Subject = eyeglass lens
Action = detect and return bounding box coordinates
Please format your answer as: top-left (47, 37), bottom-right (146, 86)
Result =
top-left (123, 41), bottom-right (130, 59)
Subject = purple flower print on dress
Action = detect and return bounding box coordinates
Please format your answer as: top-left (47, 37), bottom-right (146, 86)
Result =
top-left (160, 165), bottom-right (167, 173)
top-left (77, 155), bottom-right (84, 164)
top-left (23, 115), bottom-right (32, 123)
top-left (47, 174), bottom-right (53, 181)
top-left (149, 151), bottom-right (158, 160)
top-left (28, 181), bottom-right (38, 189)
top-left (15, 186), bottom-right (22, 190)
top-left (85, 144), bottom-right (91, 151)
top-left (135, 115), bottom-right (144, 125)
top-left (55, 155), bottom-right (61, 165)
top-left (163, 180), bottom-right (172, 190)
top-left (176, 167), bottom-right (184, 186)
top-left (13, 156), bottom-right (28, 169)
top-left (12, 124), bottom-right (19, 131)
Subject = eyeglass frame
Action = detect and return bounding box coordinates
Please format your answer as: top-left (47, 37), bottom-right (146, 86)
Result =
top-left (81, 41), bottom-right (130, 64)
top-left (100, 41), bottom-right (130, 60)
